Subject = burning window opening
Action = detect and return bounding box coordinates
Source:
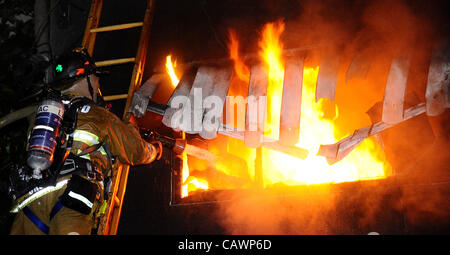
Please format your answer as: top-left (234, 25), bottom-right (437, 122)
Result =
top-left (163, 20), bottom-right (394, 203)
top-left (175, 64), bottom-right (390, 201)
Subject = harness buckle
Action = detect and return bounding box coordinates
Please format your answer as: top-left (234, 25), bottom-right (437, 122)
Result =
top-left (60, 158), bottom-right (76, 175)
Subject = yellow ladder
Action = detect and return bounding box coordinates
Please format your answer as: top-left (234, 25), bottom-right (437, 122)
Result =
top-left (81, 0), bottom-right (156, 235)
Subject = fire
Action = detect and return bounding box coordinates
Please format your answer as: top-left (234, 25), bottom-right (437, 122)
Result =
top-left (262, 66), bottom-right (388, 186)
top-left (164, 58), bottom-right (208, 198)
top-left (259, 21), bottom-right (285, 85)
top-left (165, 55), bottom-right (179, 87)
top-left (180, 131), bottom-right (210, 198)
top-left (179, 20), bottom-right (390, 197)
top-left (181, 148), bottom-right (209, 197)
top-left (259, 21), bottom-right (285, 140)
top-left (256, 20), bottom-right (388, 186)
top-left (181, 144), bottom-right (189, 197)
top-left (228, 29), bottom-right (250, 82)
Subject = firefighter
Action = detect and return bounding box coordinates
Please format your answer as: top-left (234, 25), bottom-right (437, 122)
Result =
top-left (9, 47), bottom-right (161, 235)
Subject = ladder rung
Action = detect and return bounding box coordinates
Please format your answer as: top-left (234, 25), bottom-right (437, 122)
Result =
top-left (103, 94), bottom-right (128, 101)
top-left (90, 22), bottom-right (143, 33)
top-left (96, 57), bottom-right (135, 67)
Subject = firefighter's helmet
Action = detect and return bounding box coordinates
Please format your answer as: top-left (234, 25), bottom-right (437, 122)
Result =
top-left (50, 47), bottom-right (107, 90)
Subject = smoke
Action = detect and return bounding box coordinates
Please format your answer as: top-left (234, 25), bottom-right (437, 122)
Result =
top-left (399, 182), bottom-right (450, 233)
top-left (209, 0), bottom-right (449, 234)
top-left (214, 186), bottom-right (337, 234)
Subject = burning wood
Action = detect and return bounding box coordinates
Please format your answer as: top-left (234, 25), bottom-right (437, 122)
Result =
top-left (200, 67), bottom-right (232, 139)
top-left (316, 48), bottom-right (340, 102)
top-left (382, 55), bottom-right (411, 124)
top-left (345, 49), bottom-right (372, 83)
top-left (318, 103), bottom-right (426, 164)
top-left (162, 67), bottom-right (197, 129)
top-left (245, 64), bottom-right (268, 147)
top-left (279, 57), bottom-right (304, 146)
top-left (426, 39), bottom-right (450, 116)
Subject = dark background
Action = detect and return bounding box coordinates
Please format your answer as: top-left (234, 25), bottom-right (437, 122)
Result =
top-left (0, 0), bottom-right (449, 235)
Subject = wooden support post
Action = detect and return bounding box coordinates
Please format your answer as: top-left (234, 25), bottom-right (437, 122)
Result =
top-left (382, 56), bottom-right (410, 124)
top-left (199, 67), bottom-right (232, 139)
top-left (245, 64), bottom-right (268, 148)
top-left (316, 49), bottom-right (339, 102)
top-left (279, 57), bottom-right (304, 146)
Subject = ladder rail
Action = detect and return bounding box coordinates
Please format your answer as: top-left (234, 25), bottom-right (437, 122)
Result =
top-left (79, 0), bottom-right (156, 235)
top-left (82, 0), bottom-right (104, 56)
top-left (123, 0), bottom-right (155, 120)
top-left (106, 1), bottom-right (155, 235)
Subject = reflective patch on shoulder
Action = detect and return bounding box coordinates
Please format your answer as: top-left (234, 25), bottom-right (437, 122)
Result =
top-left (80, 105), bottom-right (91, 113)
top-left (73, 130), bottom-right (99, 146)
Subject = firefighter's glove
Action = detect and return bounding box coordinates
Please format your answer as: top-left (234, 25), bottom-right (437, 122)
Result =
top-left (129, 74), bottom-right (167, 118)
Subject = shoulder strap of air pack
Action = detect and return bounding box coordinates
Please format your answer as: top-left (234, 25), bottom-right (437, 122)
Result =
top-left (62, 96), bottom-right (93, 136)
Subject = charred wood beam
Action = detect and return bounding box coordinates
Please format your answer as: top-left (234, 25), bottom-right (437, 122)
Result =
top-left (318, 103), bottom-right (426, 165)
top-left (279, 57), bottom-right (304, 146)
top-left (244, 64), bottom-right (268, 148)
top-left (426, 39), bottom-right (450, 116)
top-left (316, 49), bottom-right (339, 102)
top-left (382, 56), bottom-right (411, 124)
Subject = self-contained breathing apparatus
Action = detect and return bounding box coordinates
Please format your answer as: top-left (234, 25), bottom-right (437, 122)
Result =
top-left (8, 87), bottom-right (106, 215)
top-left (8, 48), bottom-right (111, 216)
top-left (27, 90), bottom-right (65, 178)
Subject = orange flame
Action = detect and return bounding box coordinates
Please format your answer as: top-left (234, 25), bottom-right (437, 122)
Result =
top-left (261, 66), bottom-right (388, 186)
top-left (166, 56), bottom-right (209, 198)
top-left (165, 55), bottom-right (179, 87)
top-left (259, 21), bottom-right (285, 85)
top-left (181, 140), bottom-right (189, 198)
top-left (228, 29), bottom-right (250, 82)
top-left (182, 20), bottom-right (390, 197)
top-left (181, 132), bottom-right (209, 198)
top-left (259, 20), bottom-right (285, 140)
